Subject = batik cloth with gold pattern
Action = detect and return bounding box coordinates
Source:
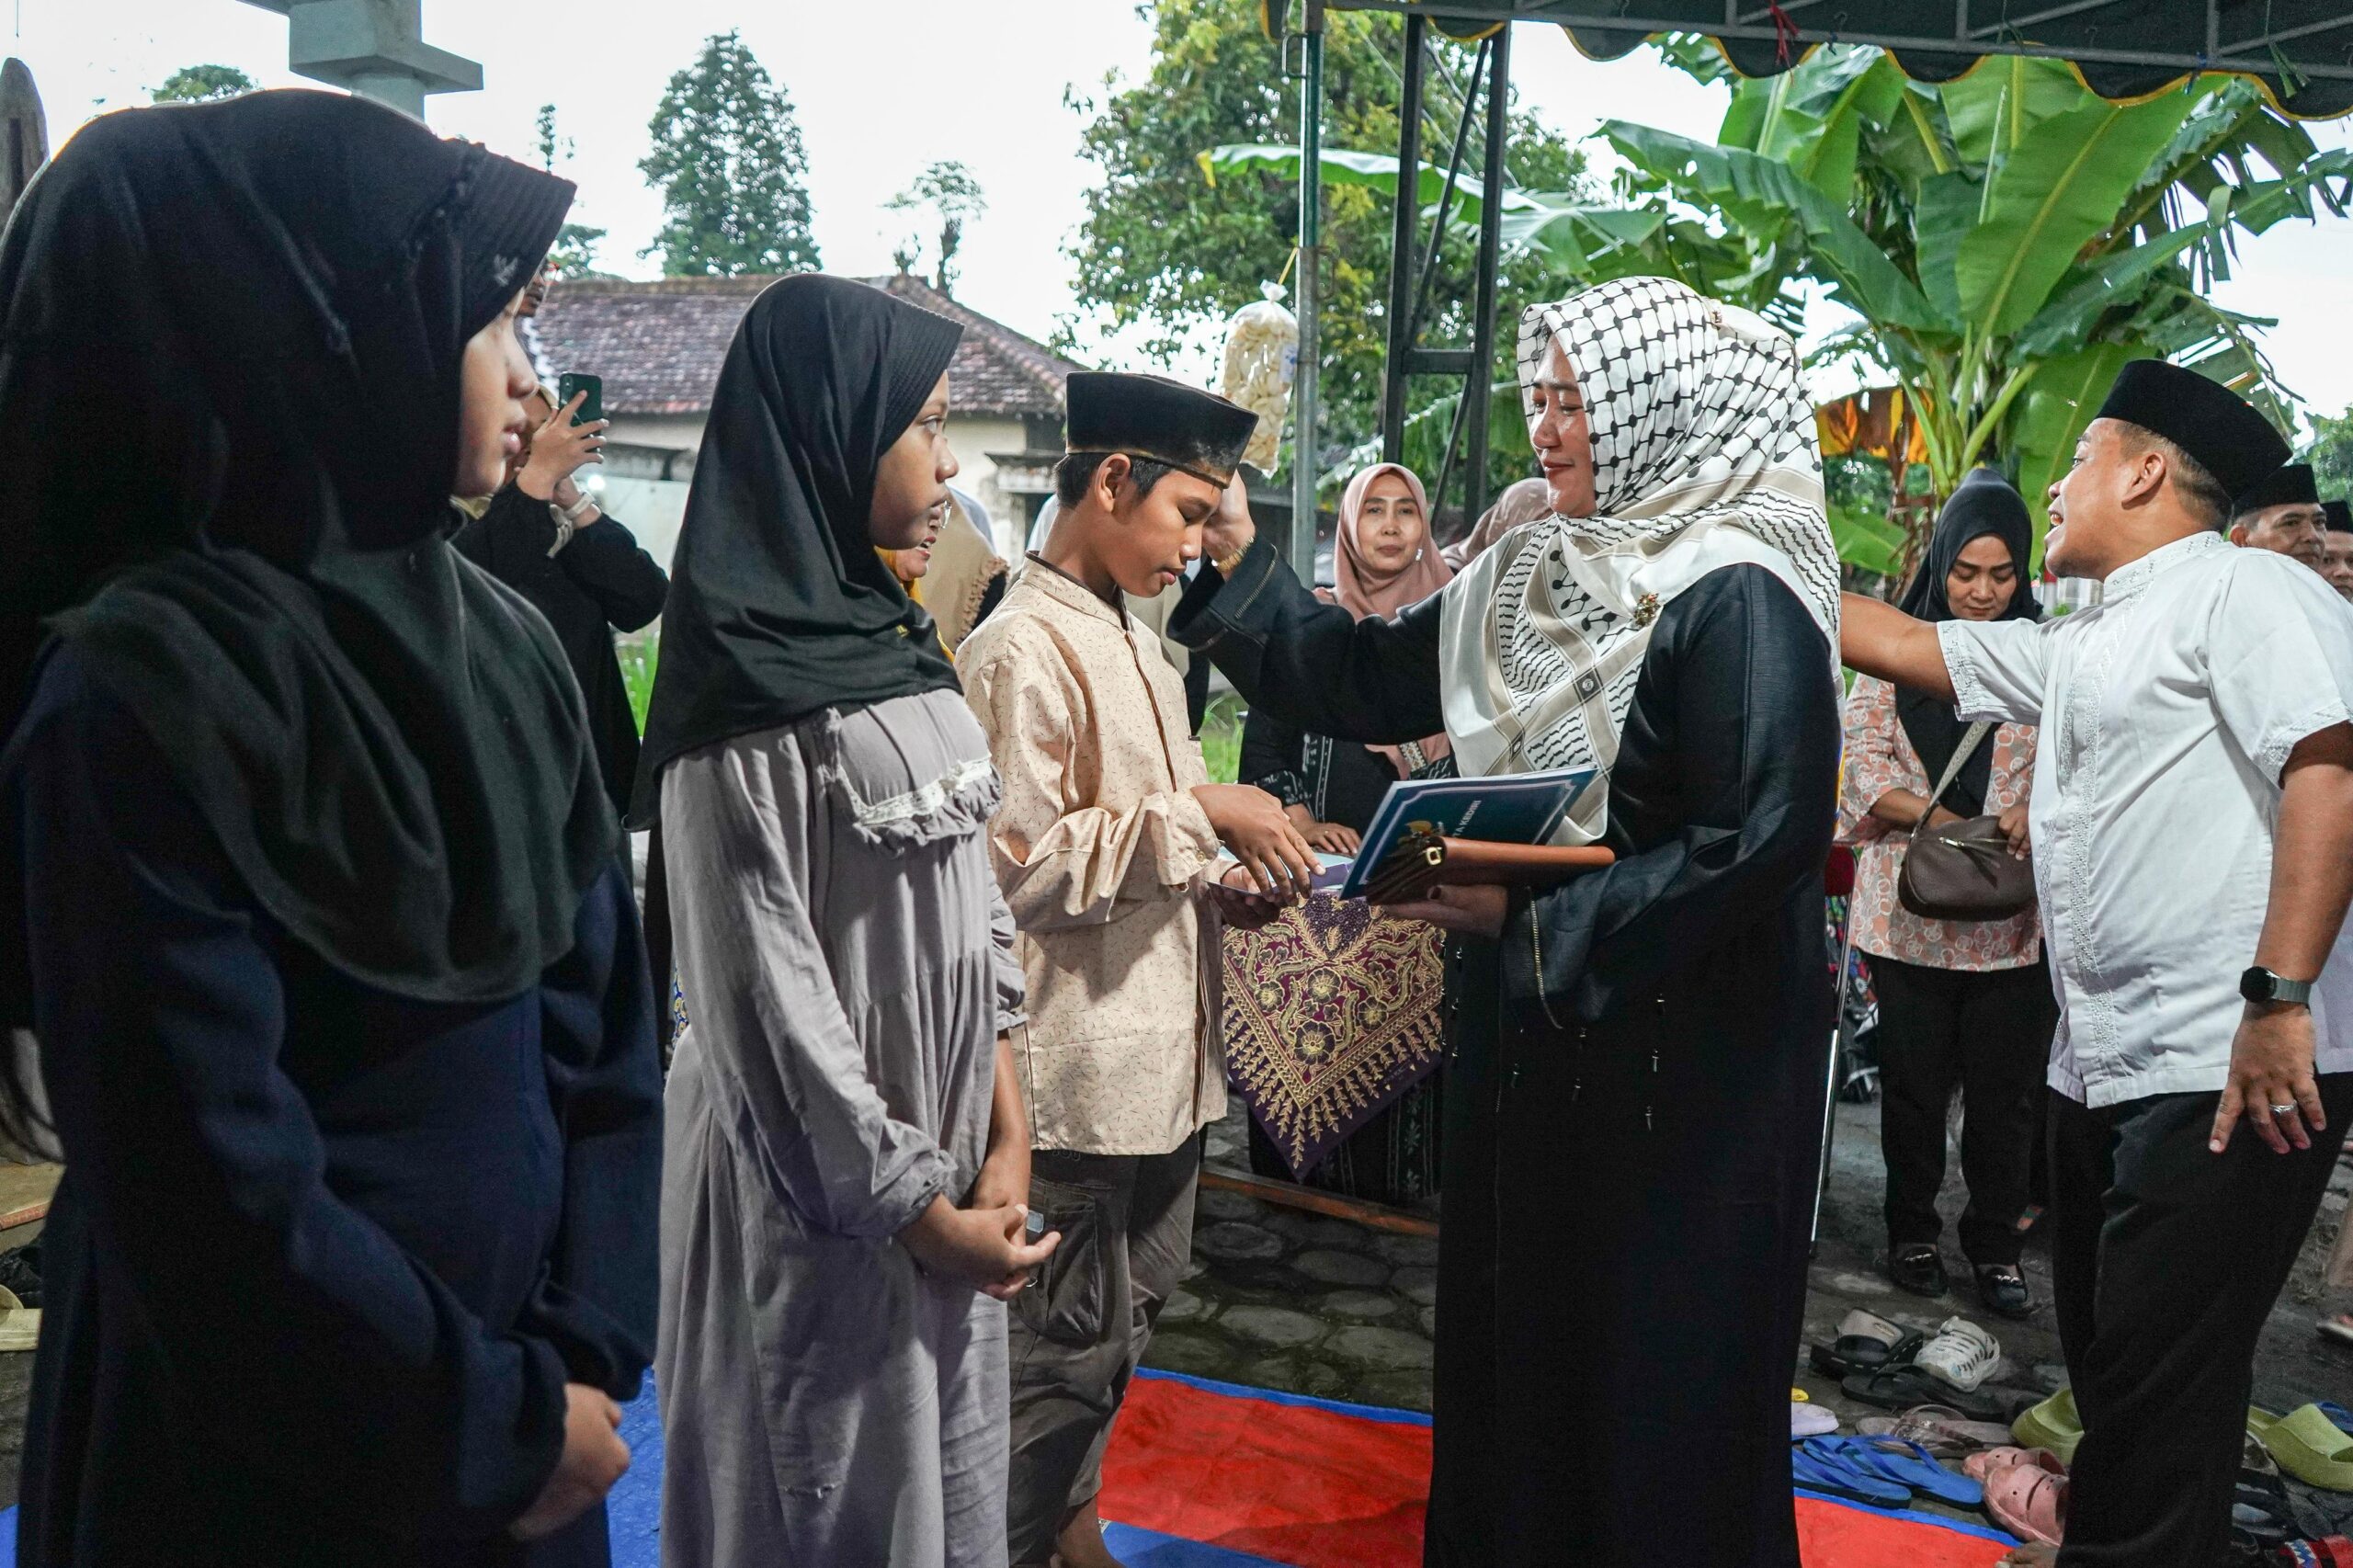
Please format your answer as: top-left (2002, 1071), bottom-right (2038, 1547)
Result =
top-left (1222, 892), bottom-right (1445, 1176)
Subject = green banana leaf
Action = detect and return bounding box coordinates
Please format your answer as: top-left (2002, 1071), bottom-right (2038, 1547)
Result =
top-left (1828, 503), bottom-right (1910, 578)
top-left (1951, 94), bottom-right (2197, 337)
top-left (2008, 341), bottom-right (2139, 551)
top-left (2010, 228), bottom-right (2206, 358)
top-left (1720, 46), bottom-right (1904, 202)
top-left (1602, 121), bottom-right (1945, 333)
top-left (1938, 55), bottom-right (2090, 167)
top-left (1200, 143), bottom-right (1547, 224)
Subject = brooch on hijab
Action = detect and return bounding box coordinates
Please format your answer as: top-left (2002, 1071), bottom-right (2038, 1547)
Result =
top-left (1632, 592), bottom-right (1661, 628)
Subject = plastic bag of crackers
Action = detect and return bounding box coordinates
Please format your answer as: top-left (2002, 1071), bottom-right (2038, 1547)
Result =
top-left (1219, 282), bottom-right (1298, 474)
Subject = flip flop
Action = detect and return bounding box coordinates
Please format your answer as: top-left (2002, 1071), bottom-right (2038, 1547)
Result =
top-left (1810, 1309), bottom-right (1926, 1380)
top-left (2011, 1387), bottom-right (2084, 1468)
top-left (1984, 1463), bottom-right (2067, 1547)
top-left (1791, 1440), bottom-right (1913, 1507)
top-left (2321, 1313), bottom-right (2353, 1347)
top-left (1963, 1447), bottom-right (2065, 1484)
top-left (1814, 1435), bottom-right (1985, 1506)
top-left (2249, 1404), bottom-right (2353, 1492)
top-left (1859, 1403), bottom-right (2018, 1457)
top-left (1844, 1365), bottom-right (2010, 1422)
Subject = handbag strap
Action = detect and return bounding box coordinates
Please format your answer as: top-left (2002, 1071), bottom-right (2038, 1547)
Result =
top-left (1921, 721), bottom-right (1993, 813)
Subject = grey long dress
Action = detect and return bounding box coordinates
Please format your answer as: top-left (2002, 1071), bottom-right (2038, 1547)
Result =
top-left (655, 688), bottom-right (1024, 1567)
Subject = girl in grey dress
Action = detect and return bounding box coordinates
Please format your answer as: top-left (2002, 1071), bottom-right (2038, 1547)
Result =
top-left (634, 274), bottom-right (1055, 1567)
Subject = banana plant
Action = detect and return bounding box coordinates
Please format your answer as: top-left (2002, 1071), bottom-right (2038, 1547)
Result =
top-left (1607, 47), bottom-right (2353, 552)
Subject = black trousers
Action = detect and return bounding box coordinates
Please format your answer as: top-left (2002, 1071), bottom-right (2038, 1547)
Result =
top-left (1870, 955), bottom-right (2055, 1266)
top-left (2050, 1074), bottom-right (2353, 1568)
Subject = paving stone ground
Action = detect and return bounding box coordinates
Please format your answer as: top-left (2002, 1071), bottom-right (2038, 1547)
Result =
top-left (1150, 1095), bottom-right (2353, 1532)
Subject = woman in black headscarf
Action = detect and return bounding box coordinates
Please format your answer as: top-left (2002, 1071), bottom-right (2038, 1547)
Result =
top-left (640, 274), bottom-right (1053, 1568)
top-left (1835, 467), bottom-right (2054, 1316)
top-left (0, 92), bottom-right (659, 1564)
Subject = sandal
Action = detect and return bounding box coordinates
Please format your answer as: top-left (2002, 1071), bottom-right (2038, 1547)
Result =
top-left (1792, 1400), bottom-right (1839, 1438)
top-left (1963, 1447), bottom-right (2065, 1484)
top-left (1857, 1403), bottom-right (2017, 1458)
top-left (1809, 1309), bottom-right (1926, 1380)
top-left (1791, 1440), bottom-right (1913, 1507)
top-left (2011, 1387), bottom-right (2084, 1468)
top-left (2248, 1404), bottom-right (2353, 1492)
top-left (1844, 1365), bottom-right (2010, 1422)
top-left (1814, 1435), bottom-right (1985, 1506)
top-left (2321, 1313), bottom-right (2353, 1348)
top-left (1915, 1316), bottom-right (2004, 1393)
top-left (1984, 1463), bottom-right (2067, 1547)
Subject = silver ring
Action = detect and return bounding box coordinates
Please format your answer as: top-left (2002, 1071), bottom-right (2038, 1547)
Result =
top-left (2269, 1103), bottom-right (2298, 1117)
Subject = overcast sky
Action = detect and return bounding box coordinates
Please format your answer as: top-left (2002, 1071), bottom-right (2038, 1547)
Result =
top-left (23, 2), bottom-right (2353, 427)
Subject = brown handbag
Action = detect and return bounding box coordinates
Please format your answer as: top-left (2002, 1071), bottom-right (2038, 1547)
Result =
top-left (1895, 721), bottom-right (2036, 922)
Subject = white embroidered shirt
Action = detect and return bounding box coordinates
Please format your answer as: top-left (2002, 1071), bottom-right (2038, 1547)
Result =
top-left (1938, 530), bottom-right (2353, 1107)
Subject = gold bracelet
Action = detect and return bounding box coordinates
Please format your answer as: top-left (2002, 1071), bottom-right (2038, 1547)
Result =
top-left (1211, 540), bottom-right (1251, 577)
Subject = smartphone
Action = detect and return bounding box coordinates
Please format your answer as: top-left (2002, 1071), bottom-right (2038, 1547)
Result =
top-left (557, 371), bottom-right (603, 427)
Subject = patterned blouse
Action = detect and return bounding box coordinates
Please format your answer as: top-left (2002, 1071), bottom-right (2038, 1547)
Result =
top-left (1836, 674), bottom-right (2042, 972)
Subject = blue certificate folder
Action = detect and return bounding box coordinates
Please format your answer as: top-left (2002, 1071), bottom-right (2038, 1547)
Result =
top-left (1334, 766), bottom-right (1597, 901)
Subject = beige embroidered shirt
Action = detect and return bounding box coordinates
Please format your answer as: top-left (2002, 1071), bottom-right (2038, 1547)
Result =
top-left (960, 561), bottom-right (1227, 1155)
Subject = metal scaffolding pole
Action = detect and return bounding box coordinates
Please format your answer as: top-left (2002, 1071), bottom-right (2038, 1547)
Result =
top-left (1379, 14), bottom-right (1427, 464)
top-left (1461, 26), bottom-right (1509, 528)
top-left (1290, 2), bottom-right (1326, 582)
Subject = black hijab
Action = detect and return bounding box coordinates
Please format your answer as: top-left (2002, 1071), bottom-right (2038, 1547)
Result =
top-left (628, 273), bottom-right (962, 824)
top-left (0, 90), bottom-right (613, 1017)
top-left (1892, 467), bottom-right (2042, 816)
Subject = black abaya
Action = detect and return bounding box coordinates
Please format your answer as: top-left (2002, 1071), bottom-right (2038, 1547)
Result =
top-left (1173, 542), bottom-right (1838, 1568)
top-left (9, 643), bottom-right (660, 1566)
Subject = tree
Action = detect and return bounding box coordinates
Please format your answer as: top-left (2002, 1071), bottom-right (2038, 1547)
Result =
top-left (2306, 405), bottom-right (2353, 499)
top-left (153, 65), bottom-right (254, 104)
top-left (888, 161), bottom-right (986, 296)
top-left (1600, 48), bottom-right (2353, 569)
top-left (639, 30), bottom-right (819, 277)
top-left (1060, 0), bottom-right (1590, 486)
top-left (534, 103), bottom-right (608, 278)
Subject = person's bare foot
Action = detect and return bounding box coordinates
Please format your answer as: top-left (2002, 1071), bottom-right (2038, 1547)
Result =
top-left (1052, 1497), bottom-right (1126, 1568)
top-left (1999, 1545), bottom-right (2058, 1567)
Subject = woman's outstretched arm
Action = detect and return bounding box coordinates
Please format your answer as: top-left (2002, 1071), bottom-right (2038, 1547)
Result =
top-left (1173, 485), bottom-right (1444, 744)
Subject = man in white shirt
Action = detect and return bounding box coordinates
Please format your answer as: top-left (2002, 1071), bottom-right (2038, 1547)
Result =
top-left (1841, 360), bottom-right (2353, 1568)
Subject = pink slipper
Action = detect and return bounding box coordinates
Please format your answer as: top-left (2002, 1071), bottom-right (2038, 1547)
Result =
top-left (1984, 1463), bottom-right (2067, 1547)
top-left (1964, 1446), bottom-right (2065, 1483)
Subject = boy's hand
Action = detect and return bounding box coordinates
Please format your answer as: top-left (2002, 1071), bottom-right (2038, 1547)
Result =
top-left (901, 1195), bottom-right (1059, 1301)
top-left (1194, 783), bottom-right (1314, 900)
top-left (1209, 864), bottom-right (1289, 929)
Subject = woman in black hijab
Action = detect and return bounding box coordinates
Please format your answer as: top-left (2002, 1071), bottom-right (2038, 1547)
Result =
top-left (0, 92), bottom-right (659, 1564)
top-left (642, 274), bottom-right (1055, 1568)
top-left (1836, 467), bottom-right (2054, 1316)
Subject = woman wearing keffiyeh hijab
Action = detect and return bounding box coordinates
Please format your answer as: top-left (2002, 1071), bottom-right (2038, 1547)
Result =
top-left (1171, 276), bottom-right (1842, 1568)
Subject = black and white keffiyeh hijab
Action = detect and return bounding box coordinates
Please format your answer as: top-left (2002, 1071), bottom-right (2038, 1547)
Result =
top-left (1438, 277), bottom-right (1840, 843)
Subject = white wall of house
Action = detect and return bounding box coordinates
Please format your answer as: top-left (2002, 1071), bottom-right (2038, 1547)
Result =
top-left (603, 412), bottom-right (1036, 568)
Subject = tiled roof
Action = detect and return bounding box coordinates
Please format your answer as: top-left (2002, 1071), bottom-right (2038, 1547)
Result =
top-left (530, 272), bottom-right (1086, 420)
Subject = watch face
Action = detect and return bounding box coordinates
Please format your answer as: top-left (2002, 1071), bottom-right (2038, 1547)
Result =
top-left (2240, 966), bottom-right (2273, 1004)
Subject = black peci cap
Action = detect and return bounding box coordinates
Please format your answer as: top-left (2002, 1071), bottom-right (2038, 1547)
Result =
top-left (2325, 499), bottom-right (2351, 533)
top-left (2233, 461), bottom-right (2318, 515)
top-left (1064, 371), bottom-right (1259, 489)
top-left (2092, 359), bottom-right (2290, 504)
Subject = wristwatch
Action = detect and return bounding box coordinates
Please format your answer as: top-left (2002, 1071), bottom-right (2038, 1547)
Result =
top-left (2239, 965), bottom-right (2314, 1006)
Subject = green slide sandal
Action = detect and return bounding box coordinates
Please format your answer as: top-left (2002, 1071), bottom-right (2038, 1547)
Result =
top-left (2012, 1387), bottom-right (2082, 1467)
top-left (2248, 1405), bottom-right (2353, 1492)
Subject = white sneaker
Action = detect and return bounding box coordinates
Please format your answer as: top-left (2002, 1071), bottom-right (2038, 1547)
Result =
top-left (1915, 1315), bottom-right (2002, 1392)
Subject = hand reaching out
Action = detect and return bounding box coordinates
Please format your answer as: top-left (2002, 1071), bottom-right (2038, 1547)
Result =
top-left (1194, 783), bottom-right (1315, 900)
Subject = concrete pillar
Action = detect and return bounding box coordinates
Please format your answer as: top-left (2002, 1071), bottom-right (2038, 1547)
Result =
top-left (236, 0), bottom-right (481, 119)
